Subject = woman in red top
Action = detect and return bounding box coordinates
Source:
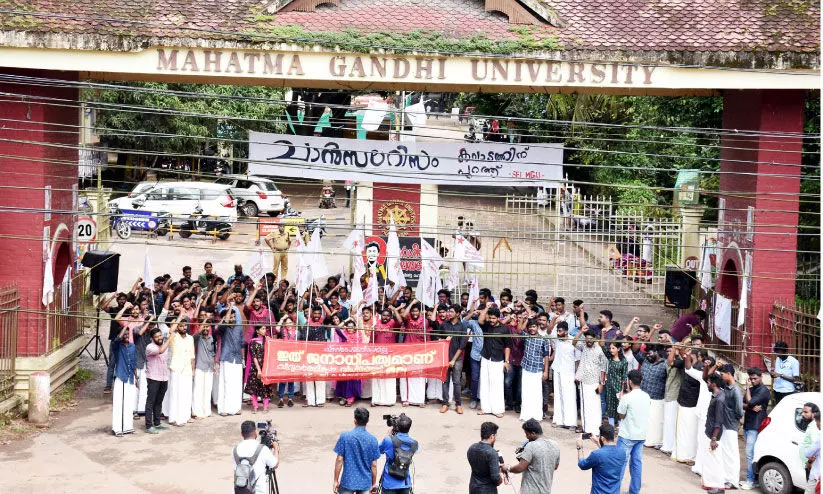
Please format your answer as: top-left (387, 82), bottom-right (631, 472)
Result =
top-left (371, 306), bottom-right (402, 406)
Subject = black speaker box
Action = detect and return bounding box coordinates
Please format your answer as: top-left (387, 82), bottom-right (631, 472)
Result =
top-left (82, 251), bottom-right (121, 294)
top-left (664, 268), bottom-right (696, 309)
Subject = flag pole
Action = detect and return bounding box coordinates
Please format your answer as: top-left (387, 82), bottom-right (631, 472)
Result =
top-left (262, 248), bottom-right (274, 331)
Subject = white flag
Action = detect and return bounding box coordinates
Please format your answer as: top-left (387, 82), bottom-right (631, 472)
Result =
top-left (738, 252), bottom-right (752, 328)
top-left (342, 227), bottom-right (365, 254)
top-left (143, 247), bottom-right (154, 285)
top-left (420, 237), bottom-right (444, 274)
top-left (386, 218), bottom-right (408, 288)
top-left (307, 228), bottom-right (329, 281)
top-left (362, 101), bottom-right (389, 131)
top-left (42, 255), bottom-right (54, 306)
top-left (349, 254), bottom-right (365, 307)
top-left (364, 272), bottom-right (379, 306)
top-left (243, 249), bottom-right (272, 283)
top-left (294, 236), bottom-right (312, 295)
top-left (468, 274), bottom-right (479, 310)
top-left (453, 234), bottom-right (483, 271)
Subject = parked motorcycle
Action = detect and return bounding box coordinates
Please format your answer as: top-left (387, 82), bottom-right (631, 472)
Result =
top-left (319, 185), bottom-right (336, 209)
top-left (176, 207), bottom-right (232, 240)
top-left (281, 207), bottom-right (327, 237)
top-left (109, 208), bottom-right (170, 240)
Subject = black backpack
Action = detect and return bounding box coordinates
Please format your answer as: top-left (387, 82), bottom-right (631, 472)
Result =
top-left (387, 436), bottom-right (418, 480)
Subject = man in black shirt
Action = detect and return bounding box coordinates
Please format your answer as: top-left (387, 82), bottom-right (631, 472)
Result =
top-left (467, 421), bottom-right (506, 494)
top-left (703, 374), bottom-right (729, 493)
top-left (100, 292), bottom-right (128, 393)
top-left (439, 304), bottom-right (468, 415)
top-left (478, 306), bottom-right (510, 418)
top-left (741, 367), bottom-right (770, 490)
top-left (673, 346), bottom-right (703, 464)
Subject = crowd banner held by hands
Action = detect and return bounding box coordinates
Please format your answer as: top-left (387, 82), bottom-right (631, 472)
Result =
top-left (260, 339), bottom-right (449, 383)
top-left (248, 131), bottom-right (564, 186)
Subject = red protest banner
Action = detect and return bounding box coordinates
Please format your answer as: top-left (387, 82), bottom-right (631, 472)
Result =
top-left (260, 339), bottom-right (449, 384)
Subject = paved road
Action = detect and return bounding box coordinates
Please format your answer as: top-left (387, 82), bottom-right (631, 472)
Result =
top-left (0, 353), bottom-right (709, 494)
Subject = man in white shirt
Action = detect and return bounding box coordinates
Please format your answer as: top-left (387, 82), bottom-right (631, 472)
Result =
top-left (770, 341), bottom-right (800, 404)
top-left (233, 421), bottom-right (280, 494)
top-left (550, 321), bottom-right (578, 429)
top-left (617, 369), bottom-right (651, 494)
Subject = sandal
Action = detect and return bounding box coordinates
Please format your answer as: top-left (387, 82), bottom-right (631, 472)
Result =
top-left (287, 399), bottom-right (294, 408)
top-left (339, 398), bottom-right (347, 406)
top-left (278, 399), bottom-right (285, 408)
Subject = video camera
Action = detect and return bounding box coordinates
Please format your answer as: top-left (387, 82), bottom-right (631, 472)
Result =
top-left (257, 419), bottom-right (278, 449)
top-left (383, 413), bottom-right (407, 434)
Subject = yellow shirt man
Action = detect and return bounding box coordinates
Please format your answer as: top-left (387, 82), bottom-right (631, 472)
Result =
top-left (265, 226), bottom-right (292, 280)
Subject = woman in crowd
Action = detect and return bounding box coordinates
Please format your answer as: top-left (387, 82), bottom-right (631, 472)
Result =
top-left (333, 318), bottom-right (368, 406)
top-left (604, 341), bottom-right (628, 426)
top-left (244, 325), bottom-right (272, 413)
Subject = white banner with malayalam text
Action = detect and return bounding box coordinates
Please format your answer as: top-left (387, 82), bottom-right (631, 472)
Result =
top-left (248, 131), bottom-right (563, 186)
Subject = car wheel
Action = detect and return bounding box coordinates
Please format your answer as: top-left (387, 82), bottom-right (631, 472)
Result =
top-left (267, 210), bottom-right (281, 217)
top-left (759, 461), bottom-right (792, 494)
top-left (243, 201), bottom-right (259, 217)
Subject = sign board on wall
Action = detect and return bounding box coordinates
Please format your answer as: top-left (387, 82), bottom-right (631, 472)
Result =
top-left (248, 131), bottom-right (563, 186)
top-left (372, 184), bottom-right (420, 237)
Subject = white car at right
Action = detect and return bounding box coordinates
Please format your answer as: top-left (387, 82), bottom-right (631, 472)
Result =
top-left (753, 391), bottom-right (822, 494)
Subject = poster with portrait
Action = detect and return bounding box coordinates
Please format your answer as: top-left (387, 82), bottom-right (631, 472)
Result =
top-left (361, 235), bottom-right (432, 288)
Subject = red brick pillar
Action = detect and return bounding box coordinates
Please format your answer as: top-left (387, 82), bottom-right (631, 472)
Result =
top-left (717, 89), bottom-right (805, 368)
top-left (0, 69), bottom-right (80, 356)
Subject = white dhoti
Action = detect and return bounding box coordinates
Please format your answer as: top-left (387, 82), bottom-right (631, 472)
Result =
top-left (645, 399), bottom-right (665, 447)
top-left (692, 406), bottom-right (710, 474)
top-left (552, 371), bottom-right (577, 427)
top-left (662, 400), bottom-right (678, 453)
top-left (360, 379), bottom-right (372, 399)
top-left (700, 441), bottom-right (726, 490)
top-left (519, 370), bottom-right (543, 422)
top-left (211, 366), bottom-right (220, 405)
top-left (305, 381), bottom-right (326, 406)
top-left (371, 378), bottom-right (396, 406)
top-left (134, 366), bottom-right (147, 414)
top-left (426, 378), bottom-right (443, 401)
top-left (168, 371), bottom-right (193, 425)
top-left (400, 377), bottom-right (426, 405)
top-left (162, 381), bottom-right (171, 417)
top-left (580, 383), bottom-right (601, 433)
top-left (479, 358), bottom-right (505, 415)
top-left (217, 361), bottom-right (243, 415)
top-left (674, 405), bottom-right (698, 462)
top-left (192, 369), bottom-right (214, 418)
top-left (720, 429), bottom-right (741, 487)
top-left (112, 377), bottom-right (136, 435)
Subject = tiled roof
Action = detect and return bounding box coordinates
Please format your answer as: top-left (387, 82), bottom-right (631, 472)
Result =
top-left (0, 0), bottom-right (818, 55)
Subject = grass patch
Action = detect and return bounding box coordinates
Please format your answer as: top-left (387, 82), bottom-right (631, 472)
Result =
top-left (50, 367), bottom-right (94, 410)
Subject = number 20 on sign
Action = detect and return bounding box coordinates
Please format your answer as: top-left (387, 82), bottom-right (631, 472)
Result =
top-left (76, 216), bottom-right (97, 243)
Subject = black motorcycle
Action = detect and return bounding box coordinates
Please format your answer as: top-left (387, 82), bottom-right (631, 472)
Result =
top-left (176, 207), bottom-right (233, 241)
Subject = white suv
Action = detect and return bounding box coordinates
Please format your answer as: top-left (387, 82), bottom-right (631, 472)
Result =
top-left (107, 181), bottom-right (237, 220)
top-left (215, 175), bottom-right (285, 217)
top-left (754, 391), bottom-right (823, 494)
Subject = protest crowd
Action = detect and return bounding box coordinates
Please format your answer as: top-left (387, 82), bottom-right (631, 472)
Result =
top-left (102, 227), bottom-right (817, 494)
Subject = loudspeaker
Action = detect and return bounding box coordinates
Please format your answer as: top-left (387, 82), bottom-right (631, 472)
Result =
top-left (664, 268), bottom-right (696, 309)
top-left (82, 251), bottom-right (121, 294)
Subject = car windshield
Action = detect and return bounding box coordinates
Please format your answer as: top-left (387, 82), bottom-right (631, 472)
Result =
top-left (261, 182), bottom-right (279, 192)
top-left (214, 178), bottom-right (234, 185)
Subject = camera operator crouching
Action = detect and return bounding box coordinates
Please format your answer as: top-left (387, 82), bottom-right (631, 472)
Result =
top-left (378, 414), bottom-right (419, 494)
top-left (233, 420), bottom-right (280, 494)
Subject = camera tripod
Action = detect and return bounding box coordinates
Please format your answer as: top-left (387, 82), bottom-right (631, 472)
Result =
top-left (266, 467), bottom-right (280, 494)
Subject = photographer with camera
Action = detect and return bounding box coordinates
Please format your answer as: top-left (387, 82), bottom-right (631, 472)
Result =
top-left (378, 414), bottom-right (418, 494)
top-left (233, 420), bottom-right (279, 494)
top-left (467, 422), bottom-right (507, 494)
top-left (504, 419), bottom-right (560, 494)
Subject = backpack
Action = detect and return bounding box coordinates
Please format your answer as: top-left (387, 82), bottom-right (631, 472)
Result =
top-left (387, 436), bottom-right (418, 480)
top-left (233, 444), bottom-right (264, 494)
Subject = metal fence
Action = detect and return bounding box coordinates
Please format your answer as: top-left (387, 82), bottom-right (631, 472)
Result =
top-left (432, 192), bottom-right (682, 306)
top-left (45, 271), bottom-right (89, 354)
top-left (0, 285), bottom-right (19, 401)
top-left (771, 300), bottom-right (821, 392)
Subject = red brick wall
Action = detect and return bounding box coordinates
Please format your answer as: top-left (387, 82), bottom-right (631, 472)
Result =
top-left (719, 89), bottom-right (805, 366)
top-left (0, 69), bottom-right (80, 356)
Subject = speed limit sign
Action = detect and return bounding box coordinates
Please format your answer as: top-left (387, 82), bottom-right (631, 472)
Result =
top-left (76, 216), bottom-right (97, 243)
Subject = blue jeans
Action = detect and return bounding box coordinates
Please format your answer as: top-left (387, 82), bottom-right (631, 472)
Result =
top-left (504, 364), bottom-right (522, 407)
top-left (105, 340), bottom-right (117, 387)
top-left (617, 436), bottom-right (645, 494)
top-left (744, 429), bottom-right (758, 483)
top-left (278, 382), bottom-right (294, 399)
top-left (470, 358), bottom-right (481, 400)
